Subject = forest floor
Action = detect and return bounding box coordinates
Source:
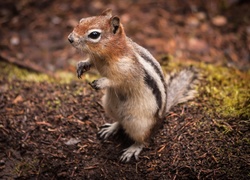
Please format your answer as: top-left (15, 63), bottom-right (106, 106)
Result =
top-left (0, 0), bottom-right (249, 179)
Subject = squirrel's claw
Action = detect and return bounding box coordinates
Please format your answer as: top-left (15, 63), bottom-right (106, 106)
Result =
top-left (89, 80), bottom-right (100, 90)
top-left (98, 122), bottom-right (120, 140)
top-left (120, 143), bottom-right (144, 162)
top-left (76, 61), bottom-right (91, 79)
top-left (88, 78), bottom-right (110, 90)
top-left (77, 68), bottom-right (83, 79)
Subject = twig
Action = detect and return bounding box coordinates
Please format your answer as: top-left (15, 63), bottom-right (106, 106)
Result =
top-left (0, 51), bottom-right (53, 76)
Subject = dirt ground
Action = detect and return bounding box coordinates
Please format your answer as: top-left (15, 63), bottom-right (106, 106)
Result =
top-left (0, 0), bottom-right (249, 179)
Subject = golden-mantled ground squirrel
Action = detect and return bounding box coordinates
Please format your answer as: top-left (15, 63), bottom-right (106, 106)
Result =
top-left (68, 9), bottom-right (199, 162)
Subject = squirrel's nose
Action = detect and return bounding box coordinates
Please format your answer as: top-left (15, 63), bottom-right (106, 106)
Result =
top-left (68, 33), bottom-right (74, 43)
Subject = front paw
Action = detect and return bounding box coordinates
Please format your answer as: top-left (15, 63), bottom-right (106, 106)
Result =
top-left (88, 78), bottom-right (110, 90)
top-left (77, 61), bottom-right (91, 79)
top-left (89, 80), bottom-right (101, 90)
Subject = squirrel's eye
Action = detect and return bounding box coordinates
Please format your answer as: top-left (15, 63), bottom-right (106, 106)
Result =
top-left (88, 31), bottom-right (101, 39)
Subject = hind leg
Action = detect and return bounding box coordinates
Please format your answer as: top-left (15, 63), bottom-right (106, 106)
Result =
top-left (98, 122), bottom-right (120, 139)
top-left (120, 142), bottom-right (144, 162)
top-left (98, 90), bottom-right (121, 139)
top-left (119, 116), bottom-right (155, 162)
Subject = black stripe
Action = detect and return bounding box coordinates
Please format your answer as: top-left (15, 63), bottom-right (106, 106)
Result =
top-left (144, 70), bottom-right (162, 112)
top-left (139, 53), bottom-right (165, 87)
top-left (139, 52), bottom-right (167, 116)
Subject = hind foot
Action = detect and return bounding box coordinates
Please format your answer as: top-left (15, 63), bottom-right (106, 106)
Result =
top-left (98, 122), bottom-right (120, 140)
top-left (120, 143), bottom-right (144, 162)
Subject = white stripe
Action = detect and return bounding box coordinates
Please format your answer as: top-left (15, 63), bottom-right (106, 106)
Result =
top-left (136, 44), bottom-right (162, 72)
top-left (135, 53), bottom-right (166, 116)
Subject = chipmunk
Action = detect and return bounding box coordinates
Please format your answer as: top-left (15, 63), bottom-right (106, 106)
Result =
top-left (68, 9), bottom-right (199, 162)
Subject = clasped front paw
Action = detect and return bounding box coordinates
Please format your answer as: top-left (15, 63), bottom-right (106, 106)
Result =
top-left (88, 78), bottom-right (109, 90)
top-left (89, 80), bottom-right (101, 90)
top-left (77, 61), bottom-right (91, 79)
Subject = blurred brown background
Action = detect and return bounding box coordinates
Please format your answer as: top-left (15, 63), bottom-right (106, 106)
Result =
top-left (0, 0), bottom-right (249, 73)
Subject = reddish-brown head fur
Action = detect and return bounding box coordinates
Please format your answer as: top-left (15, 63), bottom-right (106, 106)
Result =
top-left (70, 9), bottom-right (129, 62)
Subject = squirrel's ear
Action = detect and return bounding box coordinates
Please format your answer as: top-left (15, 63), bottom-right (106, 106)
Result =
top-left (101, 9), bottom-right (112, 18)
top-left (111, 16), bottom-right (120, 34)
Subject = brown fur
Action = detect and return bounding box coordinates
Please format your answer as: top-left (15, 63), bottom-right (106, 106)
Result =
top-left (73, 11), bottom-right (128, 64)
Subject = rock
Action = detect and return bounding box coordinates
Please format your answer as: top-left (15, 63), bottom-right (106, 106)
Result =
top-left (196, 12), bottom-right (206, 21)
top-left (188, 37), bottom-right (208, 53)
top-left (65, 138), bottom-right (81, 145)
top-left (212, 15), bottom-right (227, 26)
top-left (187, 16), bottom-right (200, 27)
top-left (10, 35), bottom-right (20, 45)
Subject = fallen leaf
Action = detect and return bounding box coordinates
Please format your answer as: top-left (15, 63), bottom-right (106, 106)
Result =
top-left (13, 95), bottom-right (23, 104)
top-left (65, 138), bottom-right (81, 146)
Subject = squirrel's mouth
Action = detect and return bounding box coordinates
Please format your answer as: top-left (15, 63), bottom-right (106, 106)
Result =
top-left (68, 33), bottom-right (83, 48)
top-left (68, 38), bottom-right (84, 51)
top-left (68, 33), bottom-right (75, 44)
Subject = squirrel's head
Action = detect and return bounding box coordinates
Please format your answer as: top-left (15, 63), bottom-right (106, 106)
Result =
top-left (68, 9), bottom-right (126, 58)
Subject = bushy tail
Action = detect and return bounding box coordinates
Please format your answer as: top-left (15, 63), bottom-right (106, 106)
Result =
top-left (165, 66), bottom-right (200, 112)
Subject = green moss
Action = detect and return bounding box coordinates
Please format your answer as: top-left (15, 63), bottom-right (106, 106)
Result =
top-left (160, 57), bottom-right (250, 119)
top-left (199, 63), bottom-right (250, 119)
top-left (242, 138), bottom-right (250, 145)
top-left (14, 158), bottom-right (39, 177)
top-left (212, 119), bottom-right (233, 134)
top-left (0, 61), bottom-right (99, 84)
top-left (45, 97), bottom-right (61, 111)
top-left (0, 61), bottom-right (53, 82)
